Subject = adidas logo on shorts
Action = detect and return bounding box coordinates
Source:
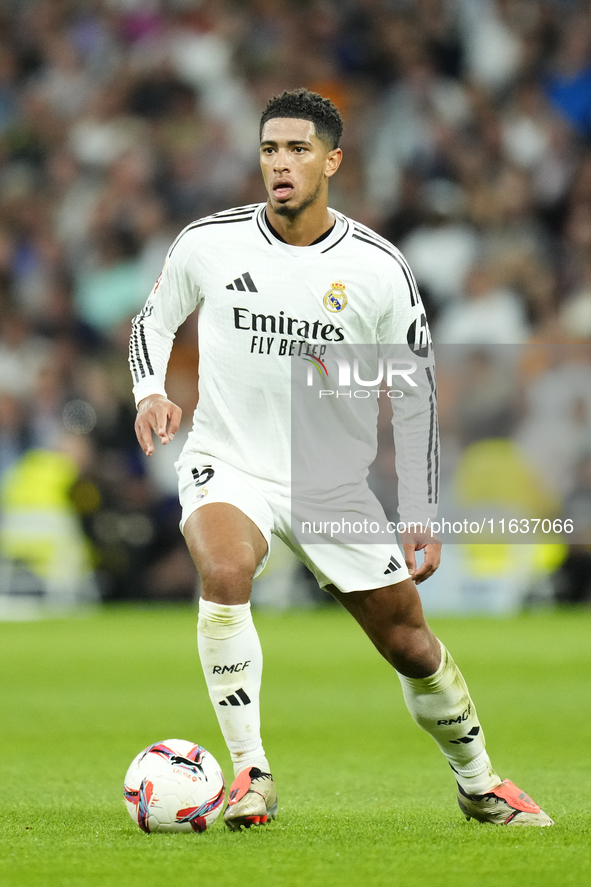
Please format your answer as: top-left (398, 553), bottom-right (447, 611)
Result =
top-left (384, 554), bottom-right (402, 575)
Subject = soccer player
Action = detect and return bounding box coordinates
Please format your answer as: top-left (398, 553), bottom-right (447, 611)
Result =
top-left (130, 89), bottom-right (552, 828)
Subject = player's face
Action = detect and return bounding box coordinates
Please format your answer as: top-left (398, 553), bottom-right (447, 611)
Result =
top-left (260, 118), bottom-right (341, 218)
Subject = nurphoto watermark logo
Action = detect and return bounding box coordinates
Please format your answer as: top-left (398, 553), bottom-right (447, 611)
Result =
top-left (302, 353), bottom-right (418, 398)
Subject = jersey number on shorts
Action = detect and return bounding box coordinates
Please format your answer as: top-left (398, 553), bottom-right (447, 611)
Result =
top-left (192, 467), bottom-right (215, 487)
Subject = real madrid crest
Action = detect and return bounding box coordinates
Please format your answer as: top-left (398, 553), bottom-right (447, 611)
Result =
top-left (323, 280), bottom-right (348, 313)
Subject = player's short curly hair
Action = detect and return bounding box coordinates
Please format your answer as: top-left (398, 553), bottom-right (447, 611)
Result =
top-left (259, 88), bottom-right (343, 149)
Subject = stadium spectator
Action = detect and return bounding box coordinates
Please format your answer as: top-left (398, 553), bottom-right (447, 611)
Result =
top-left (0, 0), bottom-right (590, 605)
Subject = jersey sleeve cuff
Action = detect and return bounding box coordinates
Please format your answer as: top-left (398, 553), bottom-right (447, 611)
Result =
top-left (397, 509), bottom-right (438, 530)
top-left (133, 383), bottom-right (168, 408)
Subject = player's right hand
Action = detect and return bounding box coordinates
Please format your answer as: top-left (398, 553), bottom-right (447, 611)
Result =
top-left (135, 394), bottom-right (182, 456)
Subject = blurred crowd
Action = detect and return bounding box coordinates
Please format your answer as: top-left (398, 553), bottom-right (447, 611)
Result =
top-left (1, 0), bottom-right (591, 607)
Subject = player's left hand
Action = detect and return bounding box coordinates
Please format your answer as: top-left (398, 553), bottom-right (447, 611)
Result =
top-left (400, 530), bottom-right (441, 584)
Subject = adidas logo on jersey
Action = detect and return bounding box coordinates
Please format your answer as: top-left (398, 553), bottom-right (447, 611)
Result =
top-left (384, 554), bottom-right (402, 575)
top-left (226, 272), bottom-right (258, 292)
top-left (219, 688), bottom-right (251, 707)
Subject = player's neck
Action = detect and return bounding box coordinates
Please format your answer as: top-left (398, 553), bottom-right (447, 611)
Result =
top-left (265, 201), bottom-right (335, 247)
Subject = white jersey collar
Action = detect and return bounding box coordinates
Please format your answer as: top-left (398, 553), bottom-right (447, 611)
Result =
top-left (255, 205), bottom-right (350, 256)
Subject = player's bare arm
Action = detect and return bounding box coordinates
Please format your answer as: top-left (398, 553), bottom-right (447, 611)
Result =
top-left (135, 393), bottom-right (182, 456)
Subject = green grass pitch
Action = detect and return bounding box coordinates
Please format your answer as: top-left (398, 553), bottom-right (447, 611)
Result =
top-left (1, 605), bottom-right (589, 887)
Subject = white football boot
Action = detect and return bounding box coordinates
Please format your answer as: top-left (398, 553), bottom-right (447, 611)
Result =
top-left (223, 767), bottom-right (278, 830)
top-left (458, 779), bottom-right (554, 826)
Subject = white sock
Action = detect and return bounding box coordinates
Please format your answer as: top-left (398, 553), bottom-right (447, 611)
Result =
top-left (197, 598), bottom-right (270, 778)
top-left (398, 641), bottom-right (500, 795)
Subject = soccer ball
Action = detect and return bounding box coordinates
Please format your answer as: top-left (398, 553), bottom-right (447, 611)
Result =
top-left (123, 739), bottom-right (225, 833)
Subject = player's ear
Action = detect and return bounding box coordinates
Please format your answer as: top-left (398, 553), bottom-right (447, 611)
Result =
top-left (325, 147), bottom-right (342, 178)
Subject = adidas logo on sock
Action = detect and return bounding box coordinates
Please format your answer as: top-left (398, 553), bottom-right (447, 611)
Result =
top-left (226, 272), bottom-right (258, 292)
top-left (450, 726), bottom-right (481, 744)
top-left (219, 688), bottom-right (251, 706)
top-left (384, 554), bottom-right (402, 575)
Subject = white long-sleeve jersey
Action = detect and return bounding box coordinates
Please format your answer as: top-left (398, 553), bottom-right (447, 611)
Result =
top-left (130, 204), bottom-right (439, 524)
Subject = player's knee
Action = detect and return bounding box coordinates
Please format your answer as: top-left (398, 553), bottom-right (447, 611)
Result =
top-left (199, 558), bottom-right (255, 603)
top-left (383, 625), bottom-right (440, 676)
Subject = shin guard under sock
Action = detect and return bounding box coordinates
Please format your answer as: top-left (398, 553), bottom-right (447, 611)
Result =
top-left (398, 641), bottom-right (500, 794)
top-left (197, 598), bottom-right (269, 778)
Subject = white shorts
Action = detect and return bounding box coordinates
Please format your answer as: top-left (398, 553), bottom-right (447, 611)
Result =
top-left (176, 452), bottom-right (409, 594)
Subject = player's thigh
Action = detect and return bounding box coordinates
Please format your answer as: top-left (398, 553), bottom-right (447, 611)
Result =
top-left (184, 503), bottom-right (268, 599)
top-left (328, 579), bottom-right (439, 673)
top-left (328, 578), bottom-right (426, 633)
top-left (177, 454), bottom-right (271, 599)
